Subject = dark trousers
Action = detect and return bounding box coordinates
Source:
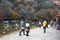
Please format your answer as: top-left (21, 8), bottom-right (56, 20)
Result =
top-left (26, 27), bottom-right (30, 36)
top-left (20, 29), bottom-right (25, 35)
top-left (46, 25), bottom-right (48, 28)
top-left (39, 25), bottom-right (41, 28)
top-left (26, 32), bottom-right (29, 36)
top-left (43, 27), bottom-right (46, 33)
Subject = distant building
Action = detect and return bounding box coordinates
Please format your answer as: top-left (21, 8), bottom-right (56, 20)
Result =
top-left (3, 21), bottom-right (9, 27)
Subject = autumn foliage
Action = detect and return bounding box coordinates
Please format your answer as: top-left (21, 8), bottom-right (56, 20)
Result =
top-left (0, 8), bottom-right (5, 20)
top-left (10, 10), bottom-right (19, 19)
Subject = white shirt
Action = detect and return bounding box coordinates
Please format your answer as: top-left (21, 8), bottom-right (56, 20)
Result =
top-left (39, 21), bottom-right (41, 25)
top-left (26, 23), bottom-right (30, 27)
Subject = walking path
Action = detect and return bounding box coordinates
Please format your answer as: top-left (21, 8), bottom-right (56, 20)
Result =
top-left (0, 26), bottom-right (60, 40)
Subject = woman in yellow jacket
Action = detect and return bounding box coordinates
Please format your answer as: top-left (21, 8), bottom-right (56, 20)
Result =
top-left (43, 20), bottom-right (47, 33)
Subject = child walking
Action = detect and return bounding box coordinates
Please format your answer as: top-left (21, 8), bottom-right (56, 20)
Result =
top-left (26, 22), bottom-right (30, 36)
top-left (43, 20), bottom-right (47, 33)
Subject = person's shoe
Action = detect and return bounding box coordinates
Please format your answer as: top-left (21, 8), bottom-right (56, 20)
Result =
top-left (19, 34), bottom-right (21, 36)
top-left (44, 32), bottom-right (46, 33)
top-left (26, 34), bottom-right (29, 36)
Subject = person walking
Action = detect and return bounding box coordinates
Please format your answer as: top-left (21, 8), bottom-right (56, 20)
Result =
top-left (19, 19), bottom-right (25, 36)
top-left (25, 22), bottom-right (30, 36)
top-left (38, 21), bottom-right (41, 28)
top-left (50, 20), bottom-right (54, 27)
top-left (43, 20), bottom-right (47, 33)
